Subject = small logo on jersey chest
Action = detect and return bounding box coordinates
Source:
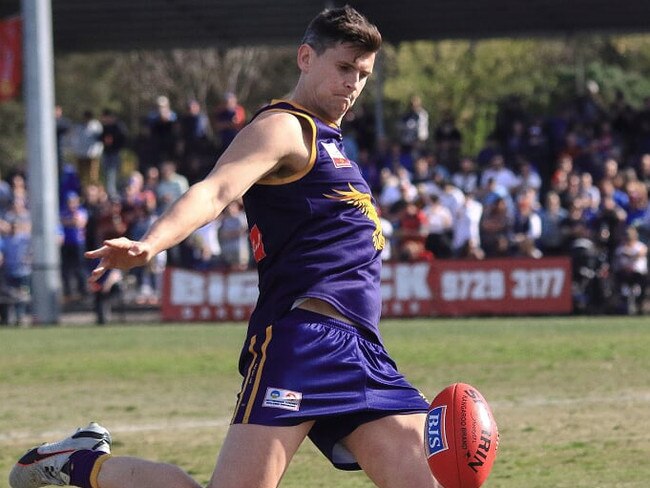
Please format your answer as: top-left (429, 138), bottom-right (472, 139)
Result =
top-left (249, 224), bottom-right (266, 262)
top-left (263, 387), bottom-right (302, 411)
top-left (321, 141), bottom-right (351, 168)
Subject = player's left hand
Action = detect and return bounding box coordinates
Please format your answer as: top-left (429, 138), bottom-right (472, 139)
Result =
top-left (85, 237), bottom-right (152, 283)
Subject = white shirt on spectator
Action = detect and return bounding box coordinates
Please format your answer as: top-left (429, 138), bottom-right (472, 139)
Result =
top-left (481, 166), bottom-right (520, 193)
top-left (452, 198), bottom-right (483, 251)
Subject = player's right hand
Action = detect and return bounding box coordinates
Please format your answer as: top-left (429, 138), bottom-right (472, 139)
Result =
top-left (85, 237), bottom-right (153, 283)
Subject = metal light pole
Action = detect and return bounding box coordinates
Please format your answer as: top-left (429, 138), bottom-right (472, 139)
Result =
top-left (22, 0), bottom-right (61, 324)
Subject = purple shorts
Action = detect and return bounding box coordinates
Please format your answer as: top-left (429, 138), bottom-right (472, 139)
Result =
top-left (231, 308), bottom-right (429, 470)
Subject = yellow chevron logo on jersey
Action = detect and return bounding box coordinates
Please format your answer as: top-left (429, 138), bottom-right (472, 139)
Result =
top-left (325, 183), bottom-right (385, 251)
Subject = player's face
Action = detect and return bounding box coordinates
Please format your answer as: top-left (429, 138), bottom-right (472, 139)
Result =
top-left (300, 42), bottom-right (375, 123)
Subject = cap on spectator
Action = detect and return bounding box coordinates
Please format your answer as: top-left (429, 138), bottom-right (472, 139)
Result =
top-left (157, 95), bottom-right (170, 107)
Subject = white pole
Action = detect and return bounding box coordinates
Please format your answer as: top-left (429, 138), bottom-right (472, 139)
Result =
top-left (22, 0), bottom-right (61, 324)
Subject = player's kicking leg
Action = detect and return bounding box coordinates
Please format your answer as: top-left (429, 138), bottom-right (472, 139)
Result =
top-left (9, 421), bottom-right (313, 488)
top-left (97, 422), bottom-right (313, 488)
top-left (9, 422), bottom-right (113, 488)
top-left (342, 412), bottom-right (443, 488)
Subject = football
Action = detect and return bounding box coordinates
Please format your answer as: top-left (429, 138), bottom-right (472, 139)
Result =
top-left (425, 383), bottom-right (499, 488)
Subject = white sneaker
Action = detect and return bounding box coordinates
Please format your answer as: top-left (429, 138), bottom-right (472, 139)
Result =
top-left (9, 422), bottom-right (112, 488)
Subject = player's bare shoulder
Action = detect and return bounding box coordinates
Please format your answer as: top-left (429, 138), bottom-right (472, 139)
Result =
top-left (248, 110), bottom-right (313, 180)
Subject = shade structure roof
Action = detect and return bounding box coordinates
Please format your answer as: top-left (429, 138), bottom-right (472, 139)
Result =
top-left (2, 0), bottom-right (650, 52)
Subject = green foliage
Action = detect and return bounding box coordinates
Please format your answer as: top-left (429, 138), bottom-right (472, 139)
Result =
top-left (0, 99), bottom-right (25, 169)
top-left (382, 35), bottom-right (650, 156)
top-left (3, 34), bottom-right (650, 172)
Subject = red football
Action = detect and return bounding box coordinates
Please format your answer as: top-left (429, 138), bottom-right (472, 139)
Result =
top-left (425, 383), bottom-right (499, 488)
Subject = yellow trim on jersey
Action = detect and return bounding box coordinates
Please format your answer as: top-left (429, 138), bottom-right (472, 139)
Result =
top-left (231, 335), bottom-right (258, 424)
top-left (256, 107), bottom-right (317, 186)
top-left (270, 99), bottom-right (340, 128)
top-left (242, 325), bottom-right (273, 423)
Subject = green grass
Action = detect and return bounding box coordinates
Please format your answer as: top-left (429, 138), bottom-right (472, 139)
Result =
top-left (1, 316), bottom-right (649, 487)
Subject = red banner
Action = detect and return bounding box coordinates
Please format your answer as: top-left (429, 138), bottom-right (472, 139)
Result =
top-left (0, 16), bottom-right (22, 102)
top-left (162, 257), bottom-right (572, 322)
top-left (393, 257), bottom-right (573, 317)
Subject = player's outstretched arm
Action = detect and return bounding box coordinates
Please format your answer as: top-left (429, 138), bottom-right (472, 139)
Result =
top-left (85, 110), bottom-right (309, 283)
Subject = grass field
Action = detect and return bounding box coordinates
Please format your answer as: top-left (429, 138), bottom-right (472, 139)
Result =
top-left (1, 316), bottom-right (649, 488)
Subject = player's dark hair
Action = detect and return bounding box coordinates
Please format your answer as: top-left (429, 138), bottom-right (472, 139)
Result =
top-left (301, 5), bottom-right (382, 55)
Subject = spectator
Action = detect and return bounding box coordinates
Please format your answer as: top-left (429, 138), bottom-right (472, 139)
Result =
top-left (613, 226), bottom-right (648, 314)
top-left (625, 180), bottom-right (649, 227)
top-left (212, 92), bottom-right (246, 152)
top-left (133, 117), bottom-right (157, 174)
top-left (599, 178), bottom-right (629, 215)
top-left (356, 148), bottom-right (381, 193)
top-left (514, 159), bottom-right (542, 196)
top-left (99, 109), bottom-right (128, 198)
top-left (421, 193), bottom-right (453, 259)
top-left (479, 153), bottom-right (519, 194)
top-left (434, 110), bottom-right (462, 170)
top-left (394, 200), bottom-right (428, 262)
top-left (451, 157), bottom-right (480, 195)
top-left (636, 153), bottom-right (650, 193)
top-left (179, 99), bottom-right (213, 183)
top-left (4, 196), bottom-right (31, 235)
top-left (476, 134), bottom-right (501, 169)
top-left (60, 191), bottom-right (88, 301)
top-left (382, 141), bottom-right (414, 174)
top-left (55, 105), bottom-right (72, 170)
top-left (580, 172), bottom-right (601, 210)
top-left (81, 183), bottom-right (107, 256)
top-left (480, 197), bottom-right (512, 258)
top-left (524, 118), bottom-right (550, 176)
top-left (90, 266), bottom-right (123, 325)
top-left (559, 172), bottom-right (583, 210)
top-left (2, 216), bottom-right (32, 325)
top-left (148, 95), bottom-right (180, 164)
top-left (561, 199), bottom-right (593, 252)
top-left (511, 191), bottom-right (543, 258)
top-left (592, 194), bottom-right (627, 264)
top-left (71, 110), bottom-right (103, 187)
top-left (439, 180), bottom-right (465, 220)
top-left (144, 165), bottom-right (160, 194)
top-left (410, 154), bottom-right (434, 186)
top-left (155, 160), bottom-right (189, 215)
top-left (128, 194), bottom-right (165, 305)
top-left (0, 169), bottom-right (13, 215)
top-left (550, 154), bottom-right (574, 196)
top-left (8, 172), bottom-right (27, 204)
top-left (538, 191), bottom-right (568, 256)
top-left (96, 197), bottom-right (128, 243)
top-left (504, 120), bottom-right (527, 166)
top-left (121, 171), bottom-right (156, 235)
top-left (452, 192), bottom-right (484, 259)
top-left (217, 201), bottom-right (249, 270)
top-left (398, 95), bottom-right (429, 155)
top-left (186, 220), bottom-right (221, 270)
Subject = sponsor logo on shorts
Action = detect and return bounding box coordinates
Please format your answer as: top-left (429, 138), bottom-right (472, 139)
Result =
top-left (263, 387), bottom-right (302, 411)
top-left (425, 405), bottom-right (449, 457)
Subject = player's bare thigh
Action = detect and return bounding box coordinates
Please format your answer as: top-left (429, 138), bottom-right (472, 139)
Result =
top-left (342, 413), bottom-right (441, 488)
top-left (207, 421), bottom-right (315, 488)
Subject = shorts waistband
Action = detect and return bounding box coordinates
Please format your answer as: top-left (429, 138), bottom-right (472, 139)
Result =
top-left (288, 308), bottom-right (380, 344)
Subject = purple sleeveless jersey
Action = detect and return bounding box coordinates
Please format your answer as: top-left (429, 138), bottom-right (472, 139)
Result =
top-left (242, 100), bottom-right (384, 345)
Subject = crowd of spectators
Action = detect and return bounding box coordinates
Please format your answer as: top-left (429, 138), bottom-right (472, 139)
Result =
top-left (357, 89), bottom-right (650, 315)
top-left (1, 85), bottom-right (649, 324)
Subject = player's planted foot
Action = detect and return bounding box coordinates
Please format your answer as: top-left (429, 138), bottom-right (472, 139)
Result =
top-left (9, 422), bottom-right (112, 488)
